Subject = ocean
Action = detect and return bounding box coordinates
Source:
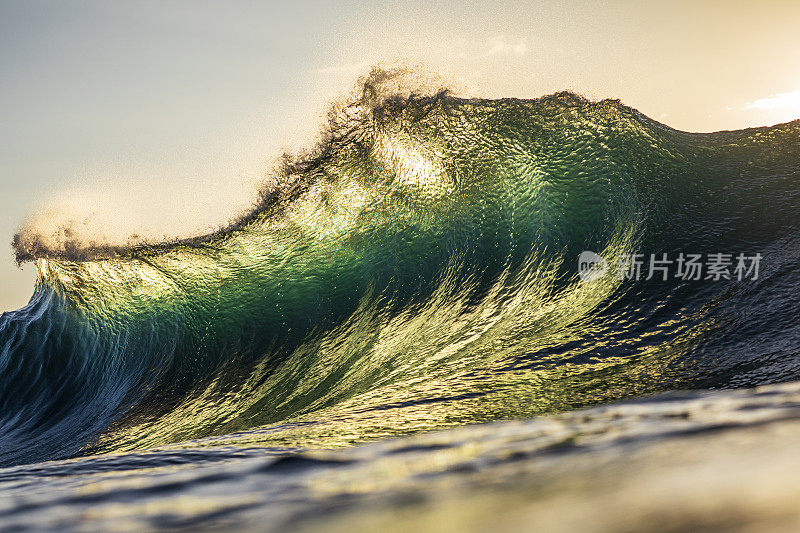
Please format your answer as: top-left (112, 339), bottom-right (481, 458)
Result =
top-left (2, 75), bottom-right (800, 529)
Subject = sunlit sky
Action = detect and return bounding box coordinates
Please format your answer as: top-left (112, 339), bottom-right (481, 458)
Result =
top-left (2, 0), bottom-right (800, 310)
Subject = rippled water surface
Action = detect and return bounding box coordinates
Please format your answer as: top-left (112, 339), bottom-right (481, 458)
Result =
top-left (2, 76), bottom-right (800, 527)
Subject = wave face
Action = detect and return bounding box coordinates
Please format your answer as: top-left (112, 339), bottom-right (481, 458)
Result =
top-left (3, 77), bottom-right (800, 467)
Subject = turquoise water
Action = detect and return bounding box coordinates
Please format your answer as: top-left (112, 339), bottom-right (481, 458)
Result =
top-left (2, 76), bottom-right (800, 468)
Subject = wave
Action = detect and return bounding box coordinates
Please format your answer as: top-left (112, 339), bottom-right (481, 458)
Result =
top-left (2, 70), bottom-right (800, 467)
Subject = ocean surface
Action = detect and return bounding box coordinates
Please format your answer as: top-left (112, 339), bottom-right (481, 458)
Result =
top-left (2, 74), bottom-right (800, 528)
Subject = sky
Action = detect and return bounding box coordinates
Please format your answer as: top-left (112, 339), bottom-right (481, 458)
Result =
top-left (1, 0), bottom-right (800, 311)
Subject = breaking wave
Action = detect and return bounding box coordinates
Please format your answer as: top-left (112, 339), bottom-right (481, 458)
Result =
top-left (3, 70), bottom-right (800, 467)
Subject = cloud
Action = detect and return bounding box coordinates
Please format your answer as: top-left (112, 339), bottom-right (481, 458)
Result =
top-left (744, 90), bottom-right (800, 110)
top-left (309, 35), bottom-right (527, 88)
top-left (479, 35), bottom-right (527, 58)
top-left (440, 35), bottom-right (527, 61)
